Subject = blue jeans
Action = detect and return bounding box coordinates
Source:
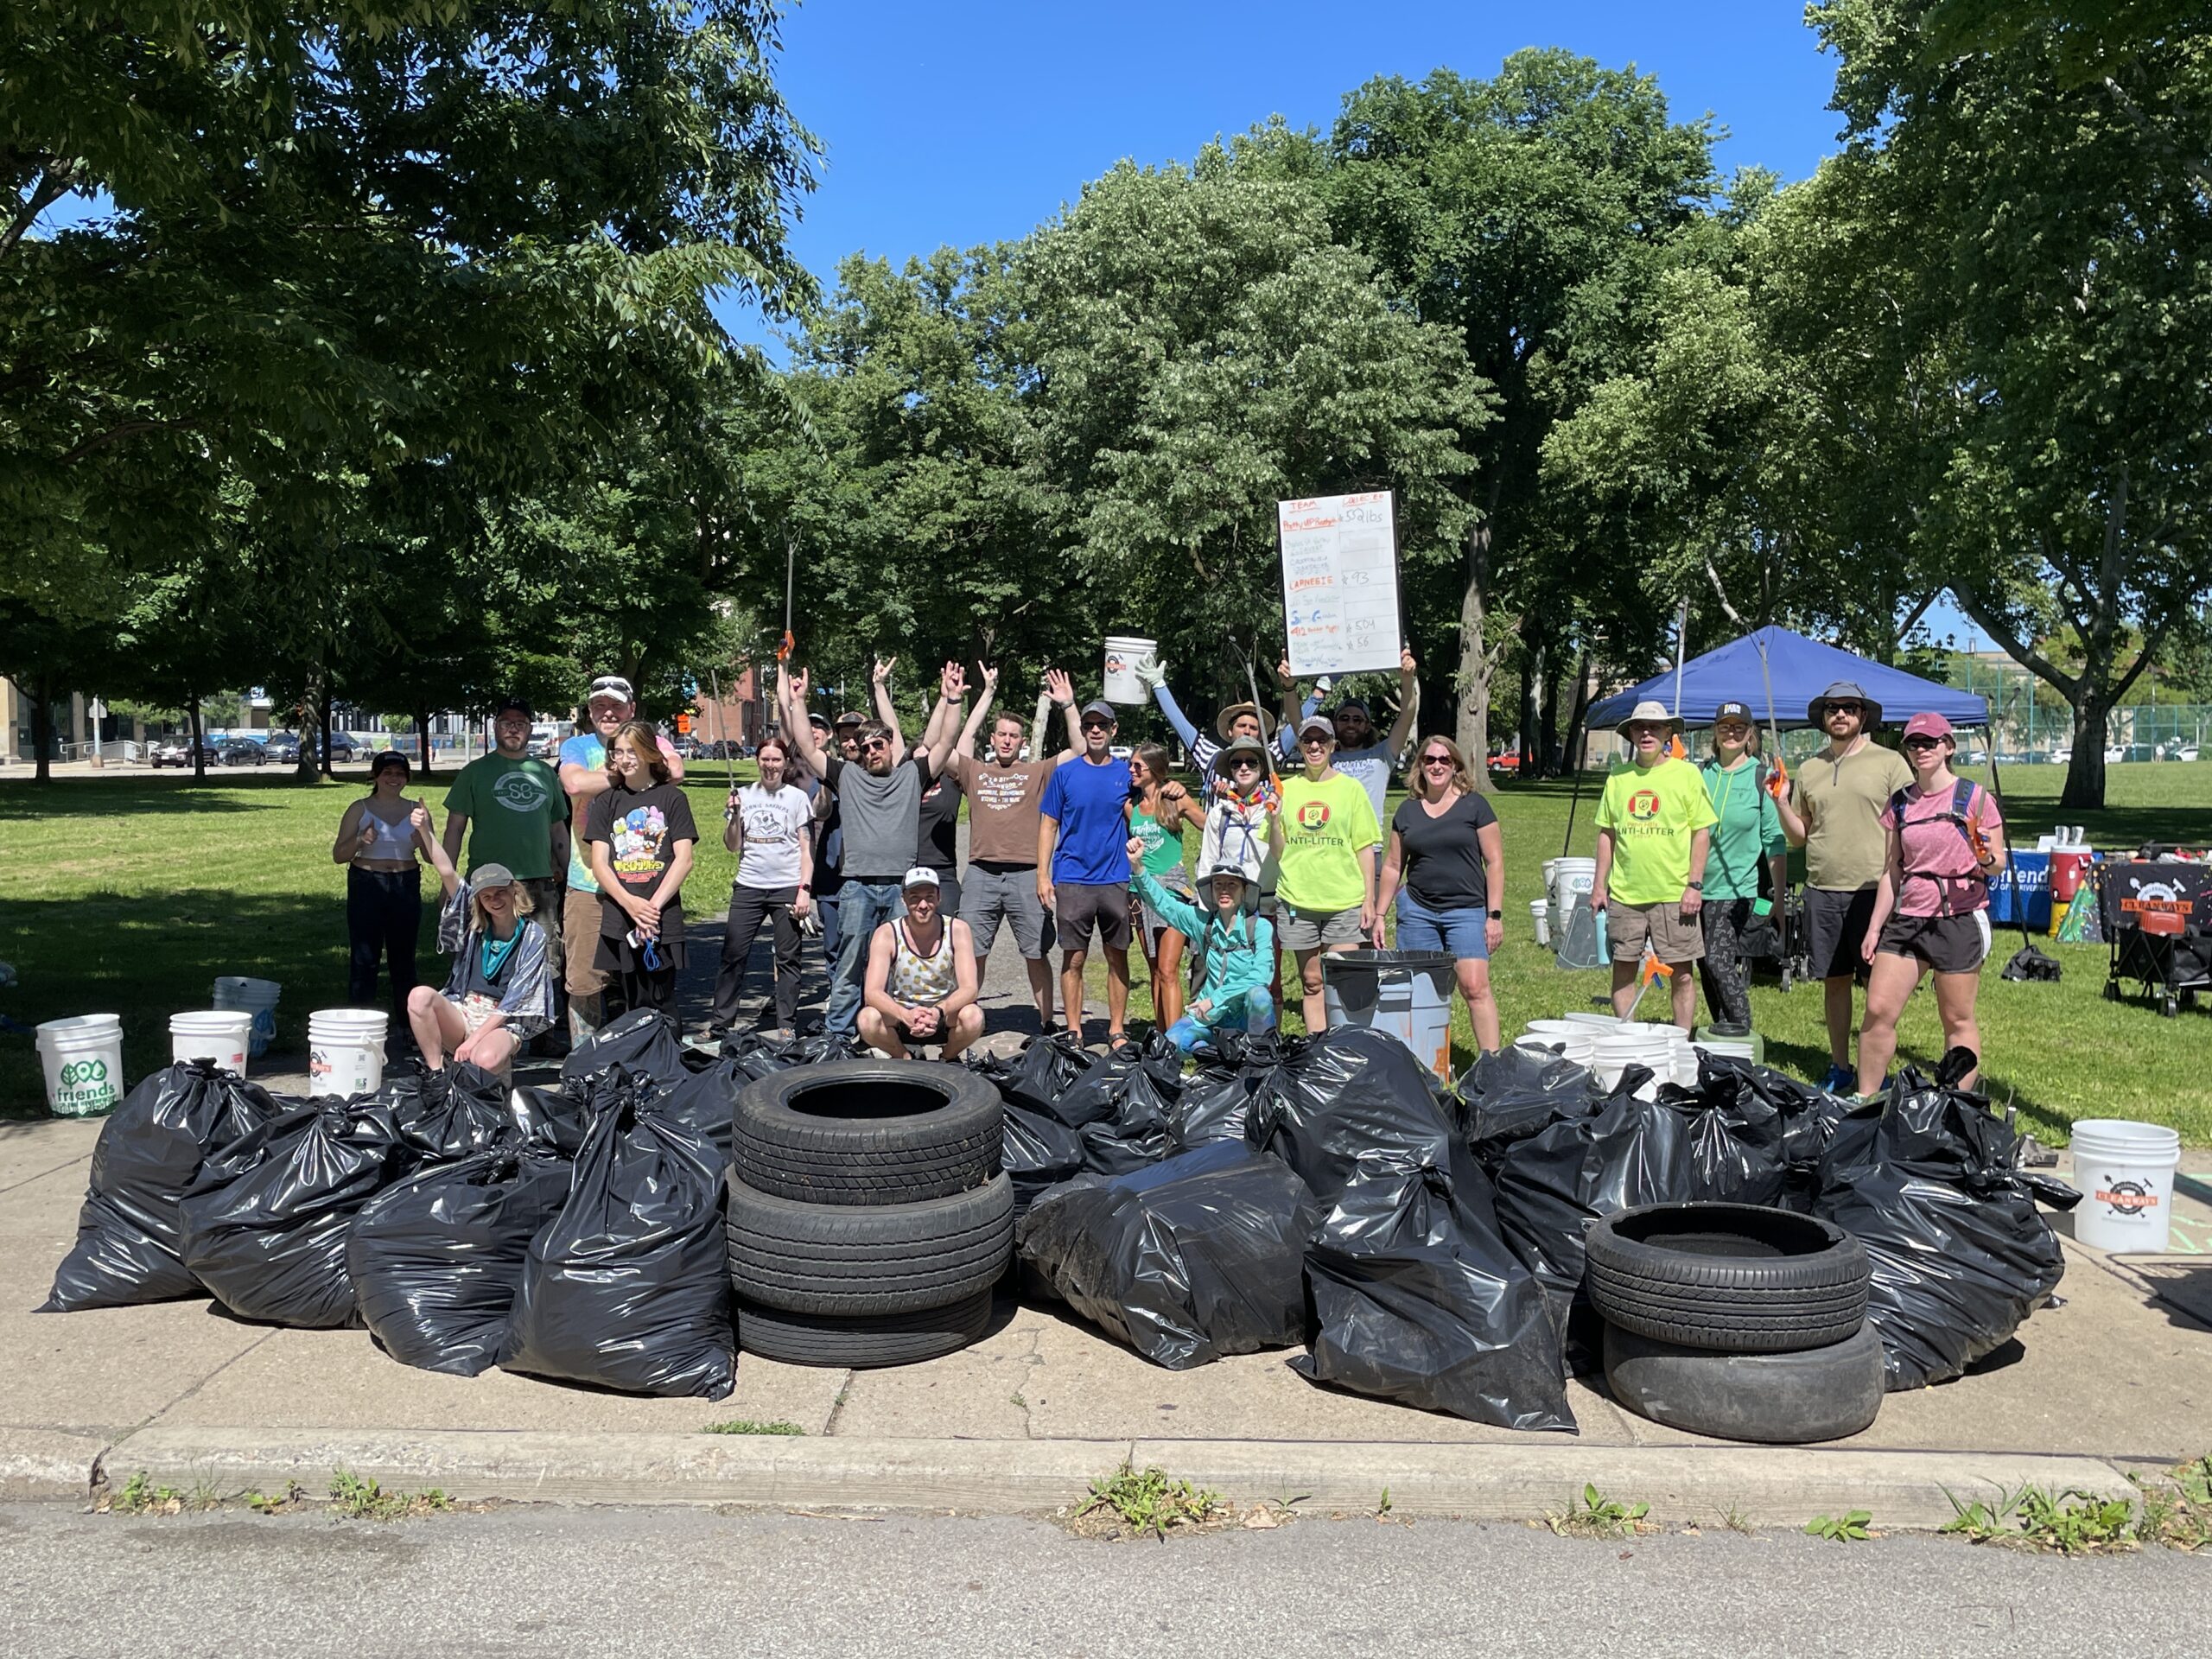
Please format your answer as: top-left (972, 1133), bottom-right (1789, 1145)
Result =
top-left (824, 880), bottom-right (903, 1035)
top-left (1395, 891), bottom-right (1490, 960)
top-left (1165, 988), bottom-right (1275, 1054)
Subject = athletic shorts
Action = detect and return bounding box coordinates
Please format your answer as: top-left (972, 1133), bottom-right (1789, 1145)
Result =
top-left (1055, 880), bottom-right (1132, 952)
top-left (1804, 886), bottom-right (1878, 980)
top-left (1135, 877), bottom-right (1195, 953)
top-left (1875, 909), bottom-right (1991, 975)
top-left (1607, 899), bottom-right (1704, 964)
top-left (1277, 903), bottom-right (1365, 950)
top-left (963, 864), bottom-right (1051, 959)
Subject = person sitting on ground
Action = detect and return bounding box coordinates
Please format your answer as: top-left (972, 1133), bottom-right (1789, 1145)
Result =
top-left (409, 827), bottom-right (556, 1072)
top-left (584, 720), bottom-right (698, 1017)
top-left (858, 867), bottom-right (983, 1059)
top-left (1592, 700), bottom-right (1716, 1033)
top-left (1275, 647), bottom-right (1421, 824)
top-left (1271, 715), bottom-right (1382, 1034)
top-left (1855, 713), bottom-right (2007, 1097)
top-left (1132, 654), bottom-right (1275, 799)
top-left (1128, 842), bottom-right (1276, 1054)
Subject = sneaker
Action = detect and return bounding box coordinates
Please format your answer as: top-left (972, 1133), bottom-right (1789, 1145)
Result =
top-left (1821, 1064), bottom-right (1855, 1096)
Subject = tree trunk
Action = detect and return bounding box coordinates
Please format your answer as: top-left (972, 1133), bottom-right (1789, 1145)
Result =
top-left (188, 691), bottom-right (205, 782)
top-left (414, 702), bottom-right (434, 783)
top-left (1538, 645), bottom-right (1565, 779)
top-left (1518, 630), bottom-right (1541, 776)
top-left (1455, 519), bottom-right (1497, 795)
top-left (29, 676), bottom-right (52, 784)
top-left (2060, 692), bottom-right (2111, 811)
top-left (1560, 648), bottom-right (1592, 779)
top-left (320, 690), bottom-right (334, 780)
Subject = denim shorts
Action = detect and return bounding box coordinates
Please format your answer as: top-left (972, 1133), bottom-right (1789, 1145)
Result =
top-left (1394, 890), bottom-right (1490, 960)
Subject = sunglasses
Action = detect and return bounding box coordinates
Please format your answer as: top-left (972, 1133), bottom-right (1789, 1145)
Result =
top-left (1903, 735), bottom-right (1942, 751)
top-left (1081, 721), bottom-right (1112, 733)
top-left (1825, 703), bottom-right (1863, 716)
top-left (1300, 734), bottom-right (1332, 746)
top-left (1421, 754), bottom-right (1455, 768)
top-left (861, 739), bottom-right (890, 753)
top-left (1230, 757), bottom-right (1261, 769)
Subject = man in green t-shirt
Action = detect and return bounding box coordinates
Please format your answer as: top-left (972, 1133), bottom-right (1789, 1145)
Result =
top-left (1772, 680), bottom-right (1915, 1093)
top-left (442, 696), bottom-right (565, 1001)
top-left (1594, 701), bottom-right (1715, 1031)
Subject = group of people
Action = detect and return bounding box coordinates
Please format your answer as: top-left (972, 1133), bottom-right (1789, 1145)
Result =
top-left (1593, 679), bottom-right (2005, 1096)
top-left (334, 652), bottom-right (2007, 1098)
top-left (335, 676), bottom-right (697, 1072)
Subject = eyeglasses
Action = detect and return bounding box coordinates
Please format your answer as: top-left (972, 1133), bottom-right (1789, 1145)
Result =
top-left (1421, 755), bottom-right (1454, 769)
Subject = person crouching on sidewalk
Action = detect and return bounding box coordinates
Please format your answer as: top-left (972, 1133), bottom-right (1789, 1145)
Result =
top-left (1593, 700), bottom-right (1715, 1032)
top-left (859, 867), bottom-right (983, 1059)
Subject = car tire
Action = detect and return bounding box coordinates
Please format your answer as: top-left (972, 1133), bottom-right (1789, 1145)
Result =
top-left (1585, 1202), bottom-right (1868, 1353)
top-left (725, 1171), bottom-right (1014, 1317)
top-left (734, 1290), bottom-right (995, 1369)
top-left (731, 1060), bottom-right (1001, 1205)
top-left (1603, 1319), bottom-right (1885, 1444)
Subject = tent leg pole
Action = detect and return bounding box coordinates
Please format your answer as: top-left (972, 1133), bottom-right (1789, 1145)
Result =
top-left (1985, 728), bottom-right (2036, 957)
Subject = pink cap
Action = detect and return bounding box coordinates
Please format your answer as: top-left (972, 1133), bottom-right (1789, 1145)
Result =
top-left (1902, 712), bottom-right (1954, 741)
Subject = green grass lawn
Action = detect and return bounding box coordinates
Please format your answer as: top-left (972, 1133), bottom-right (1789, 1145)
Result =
top-left (3, 759), bottom-right (2208, 1142)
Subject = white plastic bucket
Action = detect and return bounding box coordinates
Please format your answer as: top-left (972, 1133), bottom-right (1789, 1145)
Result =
top-left (35, 1014), bottom-right (125, 1118)
top-left (308, 1008), bottom-right (388, 1098)
top-left (1551, 857), bottom-right (1598, 912)
top-left (1529, 898), bottom-right (1550, 947)
top-left (1562, 1010), bottom-right (1622, 1031)
top-left (170, 1010), bottom-right (253, 1074)
top-left (2069, 1119), bottom-right (2182, 1254)
top-left (1102, 635), bottom-right (1156, 706)
top-left (212, 976), bottom-right (283, 1059)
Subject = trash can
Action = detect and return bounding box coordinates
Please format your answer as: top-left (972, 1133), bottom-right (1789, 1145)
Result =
top-left (1320, 950), bottom-right (1457, 1083)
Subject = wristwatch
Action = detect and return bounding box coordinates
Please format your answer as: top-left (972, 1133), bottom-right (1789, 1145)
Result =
top-left (1487, 908), bottom-right (1503, 920)
top-left (1685, 880), bottom-right (1703, 891)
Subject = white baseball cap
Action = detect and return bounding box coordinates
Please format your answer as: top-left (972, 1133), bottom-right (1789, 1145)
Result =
top-left (588, 675), bottom-right (633, 705)
top-left (900, 867), bottom-right (942, 893)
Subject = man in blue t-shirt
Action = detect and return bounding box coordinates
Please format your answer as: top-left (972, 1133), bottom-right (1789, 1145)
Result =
top-left (557, 673), bottom-right (684, 1039)
top-left (1038, 698), bottom-right (1135, 1044)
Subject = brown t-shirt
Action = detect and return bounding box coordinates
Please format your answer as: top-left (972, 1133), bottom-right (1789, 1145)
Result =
top-left (950, 752), bottom-right (1057, 866)
top-left (1791, 741), bottom-right (1914, 892)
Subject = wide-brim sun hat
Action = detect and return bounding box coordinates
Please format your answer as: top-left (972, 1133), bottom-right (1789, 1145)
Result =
top-left (1614, 699), bottom-right (1683, 740)
top-left (1214, 702), bottom-right (1277, 741)
top-left (1808, 679), bottom-right (1883, 728)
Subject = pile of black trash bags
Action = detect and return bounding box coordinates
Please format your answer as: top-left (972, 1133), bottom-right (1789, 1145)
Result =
top-left (39, 1014), bottom-right (859, 1401)
top-left (983, 1031), bottom-right (2079, 1433)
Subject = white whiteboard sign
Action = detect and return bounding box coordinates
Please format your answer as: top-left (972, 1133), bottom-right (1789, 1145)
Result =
top-left (1278, 491), bottom-right (1402, 678)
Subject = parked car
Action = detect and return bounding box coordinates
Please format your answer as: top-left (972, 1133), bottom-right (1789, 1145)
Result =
top-left (213, 737), bottom-right (269, 767)
top-left (147, 738), bottom-right (202, 768)
top-left (306, 732), bottom-right (362, 763)
top-left (260, 732), bottom-right (302, 764)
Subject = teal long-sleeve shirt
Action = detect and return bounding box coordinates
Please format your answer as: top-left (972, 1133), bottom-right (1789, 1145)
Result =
top-left (1132, 871), bottom-right (1274, 1026)
top-left (1697, 755), bottom-right (1787, 901)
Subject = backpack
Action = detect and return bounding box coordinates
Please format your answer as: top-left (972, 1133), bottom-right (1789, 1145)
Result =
top-left (1890, 779), bottom-right (1988, 916)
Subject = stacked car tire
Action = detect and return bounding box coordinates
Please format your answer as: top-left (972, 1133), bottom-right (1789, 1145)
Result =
top-left (726, 1059), bottom-right (1012, 1368)
top-left (1585, 1202), bottom-right (1883, 1444)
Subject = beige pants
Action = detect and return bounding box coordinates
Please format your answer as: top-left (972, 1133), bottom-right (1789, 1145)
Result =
top-left (562, 887), bottom-right (607, 999)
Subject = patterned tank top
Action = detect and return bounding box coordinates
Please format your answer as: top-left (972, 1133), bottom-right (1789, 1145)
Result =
top-left (887, 919), bottom-right (958, 1006)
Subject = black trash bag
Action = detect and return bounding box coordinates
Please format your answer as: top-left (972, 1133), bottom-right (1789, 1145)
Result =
top-left (41, 1062), bottom-right (289, 1312)
top-left (1294, 1143), bottom-right (1574, 1433)
top-left (1491, 1069), bottom-right (1692, 1301)
top-left (346, 1147), bottom-right (573, 1376)
top-left (1246, 1027), bottom-right (1456, 1210)
top-left (648, 1058), bottom-right (741, 1167)
top-left (1657, 1054), bottom-right (1792, 1208)
top-left (1062, 1038), bottom-right (1182, 1175)
top-left (177, 1099), bottom-right (415, 1327)
top-left (721, 1027), bottom-right (868, 1083)
top-left (1813, 1049), bottom-right (2079, 1391)
top-left (1171, 1050), bottom-right (1266, 1148)
top-left (1018, 1141), bottom-right (1322, 1369)
top-left (511, 1081), bottom-right (593, 1160)
top-left (562, 1007), bottom-right (690, 1087)
top-left (498, 1080), bottom-right (734, 1398)
top-left (1456, 1045), bottom-right (1599, 1173)
top-left (965, 1030), bottom-right (1096, 1122)
top-left (1003, 1102), bottom-right (1085, 1218)
top-left (377, 1060), bottom-right (516, 1160)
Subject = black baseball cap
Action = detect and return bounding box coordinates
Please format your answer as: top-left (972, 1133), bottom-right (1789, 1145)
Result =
top-left (1714, 700), bottom-right (1754, 724)
top-left (495, 696), bottom-right (531, 720)
top-left (1078, 699), bottom-right (1118, 724)
top-left (369, 749), bottom-right (410, 779)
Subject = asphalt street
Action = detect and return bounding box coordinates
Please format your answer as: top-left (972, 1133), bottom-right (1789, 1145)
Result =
top-left (3, 1502), bottom-right (2207, 1659)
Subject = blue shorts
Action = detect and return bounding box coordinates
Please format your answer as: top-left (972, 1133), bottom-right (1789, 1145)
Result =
top-left (1395, 891), bottom-right (1489, 960)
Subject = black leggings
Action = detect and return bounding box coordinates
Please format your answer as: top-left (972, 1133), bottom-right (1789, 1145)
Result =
top-left (1699, 897), bottom-right (1756, 1029)
top-left (347, 866), bottom-right (422, 1014)
top-left (711, 884), bottom-right (803, 1031)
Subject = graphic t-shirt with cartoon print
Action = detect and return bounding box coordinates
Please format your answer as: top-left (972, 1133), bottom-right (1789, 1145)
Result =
top-left (584, 779), bottom-right (698, 944)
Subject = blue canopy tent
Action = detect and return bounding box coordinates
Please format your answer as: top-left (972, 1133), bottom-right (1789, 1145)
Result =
top-left (1587, 626), bottom-right (1988, 732)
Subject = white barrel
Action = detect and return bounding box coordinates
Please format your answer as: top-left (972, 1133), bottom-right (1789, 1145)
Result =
top-left (170, 1011), bottom-right (253, 1073)
top-left (1551, 857), bottom-right (1598, 916)
top-left (2069, 1119), bottom-right (2183, 1254)
top-left (1529, 897), bottom-right (1550, 947)
top-left (212, 976), bottom-right (283, 1059)
top-left (1101, 635), bottom-right (1156, 705)
top-left (308, 1008), bottom-right (388, 1098)
top-left (35, 1014), bottom-right (125, 1118)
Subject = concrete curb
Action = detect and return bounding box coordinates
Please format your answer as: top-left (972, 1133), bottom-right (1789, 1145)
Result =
top-left (29, 1427), bottom-right (2138, 1529)
top-left (0, 1430), bottom-right (110, 1501)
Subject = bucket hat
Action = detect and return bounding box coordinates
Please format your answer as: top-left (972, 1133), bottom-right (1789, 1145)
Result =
top-left (1808, 680), bottom-right (1882, 728)
top-left (1614, 699), bottom-right (1683, 740)
top-left (1213, 702), bottom-right (1276, 741)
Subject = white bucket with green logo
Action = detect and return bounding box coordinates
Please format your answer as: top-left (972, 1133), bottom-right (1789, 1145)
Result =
top-left (36, 1014), bottom-right (125, 1118)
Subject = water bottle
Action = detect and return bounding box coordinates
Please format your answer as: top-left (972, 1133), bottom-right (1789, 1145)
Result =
top-left (1593, 903), bottom-right (1610, 962)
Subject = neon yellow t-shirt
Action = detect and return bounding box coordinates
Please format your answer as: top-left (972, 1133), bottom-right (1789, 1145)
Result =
top-left (1596, 755), bottom-right (1718, 906)
top-left (1276, 772), bottom-right (1382, 912)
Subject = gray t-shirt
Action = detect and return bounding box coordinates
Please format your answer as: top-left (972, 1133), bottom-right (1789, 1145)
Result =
top-left (824, 754), bottom-right (930, 880)
top-left (734, 782), bottom-right (810, 891)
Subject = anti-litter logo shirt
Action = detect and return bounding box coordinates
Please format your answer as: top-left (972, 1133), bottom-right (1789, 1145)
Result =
top-left (1596, 756), bottom-right (1717, 906)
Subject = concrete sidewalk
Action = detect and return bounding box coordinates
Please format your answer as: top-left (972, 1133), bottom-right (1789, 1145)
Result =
top-left (5, 1113), bottom-right (2209, 1522)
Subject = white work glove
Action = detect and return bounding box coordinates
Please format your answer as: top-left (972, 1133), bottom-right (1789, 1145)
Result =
top-left (1134, 652), bottom-right (1166, 693)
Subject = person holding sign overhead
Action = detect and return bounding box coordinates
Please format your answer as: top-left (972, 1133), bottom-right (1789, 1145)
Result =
top-left (1275, 646), bottom-right (1420, 825)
